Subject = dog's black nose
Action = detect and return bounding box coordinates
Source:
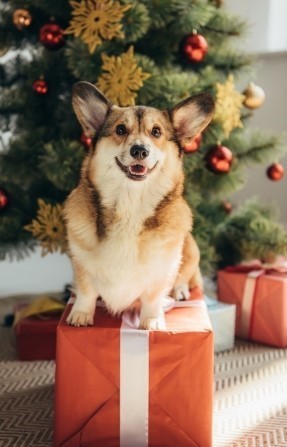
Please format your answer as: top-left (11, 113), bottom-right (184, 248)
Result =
top-left (130, 145), bottom-right (149, 160)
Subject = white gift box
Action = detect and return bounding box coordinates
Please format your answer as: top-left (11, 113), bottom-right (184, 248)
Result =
top-left (205, 295), bottom-right (236, 353)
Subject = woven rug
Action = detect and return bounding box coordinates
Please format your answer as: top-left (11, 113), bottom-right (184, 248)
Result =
top-left (0, 296), bottom-right (286, 447)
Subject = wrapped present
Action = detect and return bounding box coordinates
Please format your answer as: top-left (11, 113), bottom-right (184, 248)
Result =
top-left (14, 297), bottom-right (65, 361)
top-left (217, 263), bottom-right (287, 347)
top-left (205, 295), bottom-right (236, 352)
top-left (54, 289), bottom-right (214, 447)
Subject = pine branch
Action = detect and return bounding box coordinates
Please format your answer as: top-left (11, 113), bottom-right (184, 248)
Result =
top-left (215, 200), bottom-right (287, 266)
top-left (0, 240), bottom-right (37, 261)
top-left (39, 140), bottom-right (85, 191)
top-left (204, 8), bottom-right (248, 37)
top-left (121, 2), bottom-right (151, 42)
top-left (226, 129), bottom-right (286, 165)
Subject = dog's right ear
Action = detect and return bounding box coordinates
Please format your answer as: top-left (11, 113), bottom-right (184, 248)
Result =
top-left (72, 82), bottom-right (111, 138)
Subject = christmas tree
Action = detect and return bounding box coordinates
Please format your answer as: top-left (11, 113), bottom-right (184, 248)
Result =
top-left (0, 0), bottom-right (286, 273)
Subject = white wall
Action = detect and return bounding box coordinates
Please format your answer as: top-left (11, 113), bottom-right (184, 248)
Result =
top-left (0, 248), bottom-right (72, 297)
top-left (226, 0), bottom-right (287, 54)
top-left (225, 0), bottom-right (287, 225)
top-left (232, 52), bottom-right (287, 224)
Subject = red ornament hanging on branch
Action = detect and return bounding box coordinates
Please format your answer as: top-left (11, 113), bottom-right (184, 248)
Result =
top-left (32, 78), bottom-right (48, 95)
top-left (205, 144), bottom-right (233, 174)
top-left (39, 22), bottom-right (65, 50)
top-left (183, 133), bottom-right (202, 153)
top-left (222, 201), bottom-right (232, 214)
top-left (80, 133), bottom-right (92, 150)
top-left (181, 30), bottom-right (208, 63)
top-left (0, 188), bottom-right (9, 211)
top-left (266, 163), bottom-right (284, 181)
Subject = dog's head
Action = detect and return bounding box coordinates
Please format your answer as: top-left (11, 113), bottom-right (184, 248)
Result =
top-left (72, 82), bottom-right (214, 185)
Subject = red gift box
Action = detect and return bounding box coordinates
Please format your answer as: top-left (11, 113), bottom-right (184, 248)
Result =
top-left (54, 289), bottom-right (214, 447)
top-left (217, 264), bottom-right (287, 347)
top-left (14, 304), bottom-right (62, 361)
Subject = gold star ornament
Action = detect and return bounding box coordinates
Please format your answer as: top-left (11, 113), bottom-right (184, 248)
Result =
top-left (97, 46), bottom-right (150, 106)
top-left (214, 75), bottom-right (245, 138)
top-left (65, 0), bottom-right (130, 54)
top-left (24, 199), bottom-right (67, 256)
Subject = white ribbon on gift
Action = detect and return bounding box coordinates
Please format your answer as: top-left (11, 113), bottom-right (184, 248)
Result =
top-left (120, 311), bottom-right (149, 447)
top-left (120, 297), bottom-right (205, 447)
top-left (67, 295), bottom-right (205, 447)
top-left (240, 270), bottom-right (264, 338)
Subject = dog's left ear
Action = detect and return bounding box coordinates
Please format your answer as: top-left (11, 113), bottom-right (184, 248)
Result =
top-left (170, 93), bottom-right (214, 147)
top-left (72, 81), bottom-right (111, 138)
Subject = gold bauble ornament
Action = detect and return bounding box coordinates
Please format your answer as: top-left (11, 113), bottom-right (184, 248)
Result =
top-left (13, 9), bottom-right (32, 30)
top-left (243, 82), bottom-right (265, 109)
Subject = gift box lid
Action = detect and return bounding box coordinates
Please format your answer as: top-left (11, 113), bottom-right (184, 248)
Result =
top-left (15, 313), bottom-right (61, 335)
top-left (59, 287), bottom-right (212, 334)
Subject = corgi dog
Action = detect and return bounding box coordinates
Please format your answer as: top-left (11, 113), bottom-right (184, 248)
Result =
top-left (64, 82), bottom-right (214, 330)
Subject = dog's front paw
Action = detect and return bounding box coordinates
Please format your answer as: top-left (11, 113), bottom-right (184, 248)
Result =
top-left (172, 283), bottom-right (190, 301)
top-left (139, 317), bottom-right (165, 331)
top-left (66, 309), bottom-right (94, 327)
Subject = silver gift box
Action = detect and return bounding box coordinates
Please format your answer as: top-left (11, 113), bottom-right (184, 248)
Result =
top-left (205, 295), bottom-right (236, 353)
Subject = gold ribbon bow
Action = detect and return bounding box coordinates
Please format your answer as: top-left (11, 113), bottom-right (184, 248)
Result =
top-left (13, 296), bottom-right (65, 327)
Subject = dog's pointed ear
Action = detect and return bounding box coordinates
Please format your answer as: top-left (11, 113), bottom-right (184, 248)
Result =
top-left (170, 93), bottom-right (214, 146)
top-left (72, 82), bottom-right (111, 138)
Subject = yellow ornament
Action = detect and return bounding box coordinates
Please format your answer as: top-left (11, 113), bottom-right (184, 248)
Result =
top-left (24, 199), bottom-right (67, 256)
top-left (65, 0), bottom-right (130, 54)
top-left (13, 9), bottom-right (32, 30)
top-left (13, 296), bottom-right (65, 327)
top-left (214, 75), bottom-right (245, 138)
top-left (243, 82), bottom-right (265, 109)
top-left (97, 46), bottom-right (150, 106)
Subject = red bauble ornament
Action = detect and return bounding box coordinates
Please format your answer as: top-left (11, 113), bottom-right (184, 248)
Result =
top-left (266, 163), bottom-right (284, 181)
top-left (0, 188), bottom-right (9, 211)
top-left (39, 23), bottom-right (65, 50)
top-left (183, 133), bottom-right (202, 153)
top-left (32, 79), bottom-right (48, 95)
top-left (182, 32), bottom-right (208, 63)
top-left (222, 201), bottom-right (232, 214)
top-left (80, 133), bottom-right (92, 150)
top-left (205, 144), bottom-right (233, 174)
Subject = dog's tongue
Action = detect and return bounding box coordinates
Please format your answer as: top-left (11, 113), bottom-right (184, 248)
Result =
top-left (129, 164), bottom-right (147, 176)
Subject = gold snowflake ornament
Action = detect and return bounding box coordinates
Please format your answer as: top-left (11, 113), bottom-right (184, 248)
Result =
top-left (65, 0), bottom-right (130, 54)
top-left (214, 75), bottom-right (245, 138)
top-left (24, 199), bottom-right (67, 256)
top-left (97, 46), bottom-right (150, 106)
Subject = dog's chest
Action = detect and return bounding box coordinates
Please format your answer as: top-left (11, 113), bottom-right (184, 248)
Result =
top-left (82, 194), bottom-right (180, 306)
top-left (91, 208), bottom-right (158, 278)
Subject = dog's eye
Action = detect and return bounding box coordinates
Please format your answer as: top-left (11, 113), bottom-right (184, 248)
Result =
top-left (151, 127), bottom-right (161, 138)
top-left (116, 124), bottom-right (127, 136)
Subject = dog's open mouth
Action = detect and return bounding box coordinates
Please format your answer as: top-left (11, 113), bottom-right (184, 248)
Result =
top-left (116, 158), bottom-right (157, 181)
top-left (128, 164), bottom-right (147, 177)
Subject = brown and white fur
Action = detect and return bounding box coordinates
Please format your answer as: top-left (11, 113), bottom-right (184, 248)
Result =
top-left (64, 82), bottom-right (214, 330)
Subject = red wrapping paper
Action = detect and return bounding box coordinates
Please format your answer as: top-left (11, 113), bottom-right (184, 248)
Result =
top-left (14, 304), bottom-right (61, 361)
top-left (54, 289), bottom-right (214, 447)
top-left (218, 265), bottom-right (287, 347)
